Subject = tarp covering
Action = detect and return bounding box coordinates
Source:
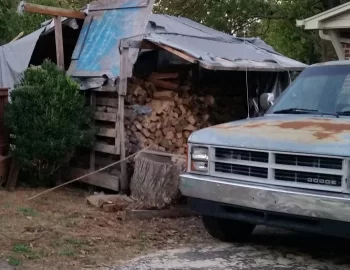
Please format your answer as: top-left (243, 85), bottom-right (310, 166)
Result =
top-left (145, 15), bottom-right (307, 71)
top-left (0, 28), bottom-right (44, 89)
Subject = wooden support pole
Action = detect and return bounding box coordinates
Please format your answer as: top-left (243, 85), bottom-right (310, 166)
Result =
top-left (90, 91), bottom-right (96, 172)
top-left (23, 3), bottom-right (86, 19)
top-left (54, 16), bottom-right (65, 70)
top-left (118, 46), bottom-right (129, 193)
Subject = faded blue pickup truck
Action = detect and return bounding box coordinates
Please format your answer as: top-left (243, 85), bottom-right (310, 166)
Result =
top-left (180, 61), bottom-right (350, 241)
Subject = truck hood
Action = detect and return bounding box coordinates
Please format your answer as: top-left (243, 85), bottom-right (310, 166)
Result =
top-left (189, 115), bottom-right (350, 157)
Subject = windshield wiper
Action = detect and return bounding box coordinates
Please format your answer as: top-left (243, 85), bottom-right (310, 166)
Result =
top-left (274, 108), bottom-right (339, 118)
top-left (337, 111), bottom-right (350, 116)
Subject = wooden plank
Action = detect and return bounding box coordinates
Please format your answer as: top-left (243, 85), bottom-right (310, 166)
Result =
top-left (152, 42), bottom-right (197, 64)
top-left (94, 112), bottom-right (117, 122)
top-left (94, 142), bottom-right (118, 155)
top-left (90, 92), bottom-right (96, 171)
top-left (23, 3), bottom-right (86, 19)
top-left (147, 78), bottom-right (179, 90)
top-left (6, 157), bottom-right (19, 192)
top-left (148, 72), bottom-right (179, 81)
top-left (118, 47), bottom-right (128, 192)
top-left (69, 167), bottom-right (119, 191)
top-left (125, 208), bottom-right (196, 220)
top-left (54, 16), bottom-right (64, 70)
top-left (96, 97), bottom-right (118, 107)
top-left (96, 127), bottom-right (117, 138)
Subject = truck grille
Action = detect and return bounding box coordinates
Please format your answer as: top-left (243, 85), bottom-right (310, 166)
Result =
top-left (275, 170), bottom-right (342, 187)
top-left (215, 162), bottom-right (268, 178)
top-left (275, 154), bottom-right (342, 170)
top-left (215, 148), bottom-right (268, 163)
top-left (213, 147), bottom-right (344, 191)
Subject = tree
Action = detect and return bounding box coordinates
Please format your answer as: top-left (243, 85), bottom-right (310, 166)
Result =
top-left (155, 0), bottom-right (350, 63)
top-left (4, 60), bottom-right (94, 184)
top-left (0, 0), bottom-right (89, 45)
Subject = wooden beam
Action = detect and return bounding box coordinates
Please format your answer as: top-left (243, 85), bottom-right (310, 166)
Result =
top-left (54, 16), bottom-right (65, 70)
top-left (152, 42), bottom-right (197, 64)
top-left (69, 168), bottom-right (119, 191)
top-left (90, 92), bottom-right (96, 172)
top-left (96, 127), bottom-right (117, 138)
top-left (94, 142), bottom-right (118, 155)
top-left (118, 47), bottom-right (129, 193)
top-left (94, 112), bottom-right (117, 122)
top-left (23, 3), bottom-right (86, 19)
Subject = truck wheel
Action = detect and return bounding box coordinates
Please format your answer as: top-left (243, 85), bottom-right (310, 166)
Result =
top-left (202, 215), bottom-right (255, 242)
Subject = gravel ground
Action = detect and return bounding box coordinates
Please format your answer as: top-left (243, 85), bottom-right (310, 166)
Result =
top-left (113, 226), bottom-right (350, 270)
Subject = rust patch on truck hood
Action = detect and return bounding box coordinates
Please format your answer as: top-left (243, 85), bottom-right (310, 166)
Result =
top-left (190, 116), bottom-right (350, 157)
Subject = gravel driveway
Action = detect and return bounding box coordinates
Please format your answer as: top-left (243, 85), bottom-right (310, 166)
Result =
top-left (113, 226), bottom-right (350, 270)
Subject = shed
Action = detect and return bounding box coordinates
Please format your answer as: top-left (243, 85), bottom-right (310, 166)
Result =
top-left (296, 2), bottom-right (350, 60)
top-left (0, 0), bottom-right (307, 192)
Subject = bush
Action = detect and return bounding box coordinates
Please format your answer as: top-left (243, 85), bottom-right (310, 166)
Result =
top-left (5, 60), bottom-right (94, 184)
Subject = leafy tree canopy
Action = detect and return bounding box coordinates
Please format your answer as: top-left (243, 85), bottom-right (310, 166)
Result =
top-left (155, 0), bottom-right (350, 63)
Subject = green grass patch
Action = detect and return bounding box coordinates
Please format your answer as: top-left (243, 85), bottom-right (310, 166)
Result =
top-left (12, 243), bottom-right (31, 253)
top-left (8, 256), bottom-right (22, 266)
top-left (59, 248), bottom-right (75, 257)
top-left (18, 207), bottom-right (38, 217)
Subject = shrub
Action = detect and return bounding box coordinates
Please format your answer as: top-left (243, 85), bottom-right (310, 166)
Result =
top-left (4, 60), bottom-right (94, 184)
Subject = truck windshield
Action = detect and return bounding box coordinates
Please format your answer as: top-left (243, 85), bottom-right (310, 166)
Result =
top-left (270, 65), bottom-right (350, 116)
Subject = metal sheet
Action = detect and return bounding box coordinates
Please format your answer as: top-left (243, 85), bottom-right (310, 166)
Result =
top-left (89, 0), bottom-right (148, 11)
top-left (145, 14), bottom-right (307, 71)
top-left (68, 0), bottom-right (153, 78)
top-left (189, 115), bottom-right (350, 157)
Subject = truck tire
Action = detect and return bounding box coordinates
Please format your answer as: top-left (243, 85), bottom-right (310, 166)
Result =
top-left (202, 215), bottom-right (256, 242)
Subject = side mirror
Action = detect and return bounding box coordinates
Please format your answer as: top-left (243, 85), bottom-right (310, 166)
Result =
top-left (260, 93), bottom-right (275, 110)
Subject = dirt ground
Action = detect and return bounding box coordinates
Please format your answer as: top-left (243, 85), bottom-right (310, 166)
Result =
top-left (0, 188), bottom-right (211, 269)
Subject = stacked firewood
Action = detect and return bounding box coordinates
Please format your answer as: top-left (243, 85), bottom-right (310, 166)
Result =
top-left (125, 73), bottom-right (215, 155)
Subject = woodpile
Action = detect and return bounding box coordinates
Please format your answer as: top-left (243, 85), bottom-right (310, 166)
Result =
top-left (124, 72), bottom-right (215, 155)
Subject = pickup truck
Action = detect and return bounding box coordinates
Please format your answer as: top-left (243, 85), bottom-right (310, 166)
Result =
top-left (180, 61), bottom-right (350, 241)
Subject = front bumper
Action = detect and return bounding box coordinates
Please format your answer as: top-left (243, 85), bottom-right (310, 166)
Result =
top-left (180, 173), bottom-right (350, 223)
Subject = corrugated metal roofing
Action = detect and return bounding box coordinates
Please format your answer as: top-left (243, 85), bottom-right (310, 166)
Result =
top-left (67, 0), bottom-right (155, 78)
top-left (144, 14), bottom-right (307, 71)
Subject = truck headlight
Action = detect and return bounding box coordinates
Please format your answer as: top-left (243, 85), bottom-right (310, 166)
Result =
top-left (191, 147), bottom-right (209, 161)
top-left (190, 147), bottom-right (209, 172)
top-left (191, 161), bottom-right (208, 172)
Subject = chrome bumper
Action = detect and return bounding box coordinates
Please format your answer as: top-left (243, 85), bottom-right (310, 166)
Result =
top-left (180, 174), bottom-right (350, 223)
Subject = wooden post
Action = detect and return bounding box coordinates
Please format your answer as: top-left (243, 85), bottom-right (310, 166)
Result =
top-left (54, 16), bottom-right (65, 70)
top-left (90, 91), bottom-right (96, 171)
top-left (118, 46), bottom-right (129, 193)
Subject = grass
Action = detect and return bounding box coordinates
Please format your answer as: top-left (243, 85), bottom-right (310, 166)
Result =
top-left (58, 249), bottom-right (75, 257)
top-left (8, 256), bottom-right (22, 266)
top-left (12, 243), bottom-right (31, 253)
top-left (18, 207), bottom-right (38, 217)
top-left (65, 238), bottom-right (88, 247)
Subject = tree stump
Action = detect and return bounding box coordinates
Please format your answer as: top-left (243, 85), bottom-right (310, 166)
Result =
top-left (130, 152), bottom-right (186, 209)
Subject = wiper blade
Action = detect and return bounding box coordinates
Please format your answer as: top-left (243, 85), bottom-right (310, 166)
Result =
top-left (337, 111), bottom-right (350, 115)
top-left (274, 108), bottom-right (317, 114)
top-left (274, 108), bottom-right (339, 118)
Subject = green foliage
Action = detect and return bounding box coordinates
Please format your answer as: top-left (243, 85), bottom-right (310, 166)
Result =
top-left (0, 0), bottom-right (90, 45)
top-left (155, 0), bottom-right (350, 63)
top-left (4, 60), bottom-right (94, 183)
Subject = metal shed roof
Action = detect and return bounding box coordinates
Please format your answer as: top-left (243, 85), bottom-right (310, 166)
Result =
top-left (144, 14), bottom-right (307, 71)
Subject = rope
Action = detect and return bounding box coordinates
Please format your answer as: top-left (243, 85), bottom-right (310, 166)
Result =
top-left (26, 147), bottom-right (149, 201)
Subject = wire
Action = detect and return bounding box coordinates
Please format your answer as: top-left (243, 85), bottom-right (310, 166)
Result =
top-left (243, 29), bottom-right (250, 119)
